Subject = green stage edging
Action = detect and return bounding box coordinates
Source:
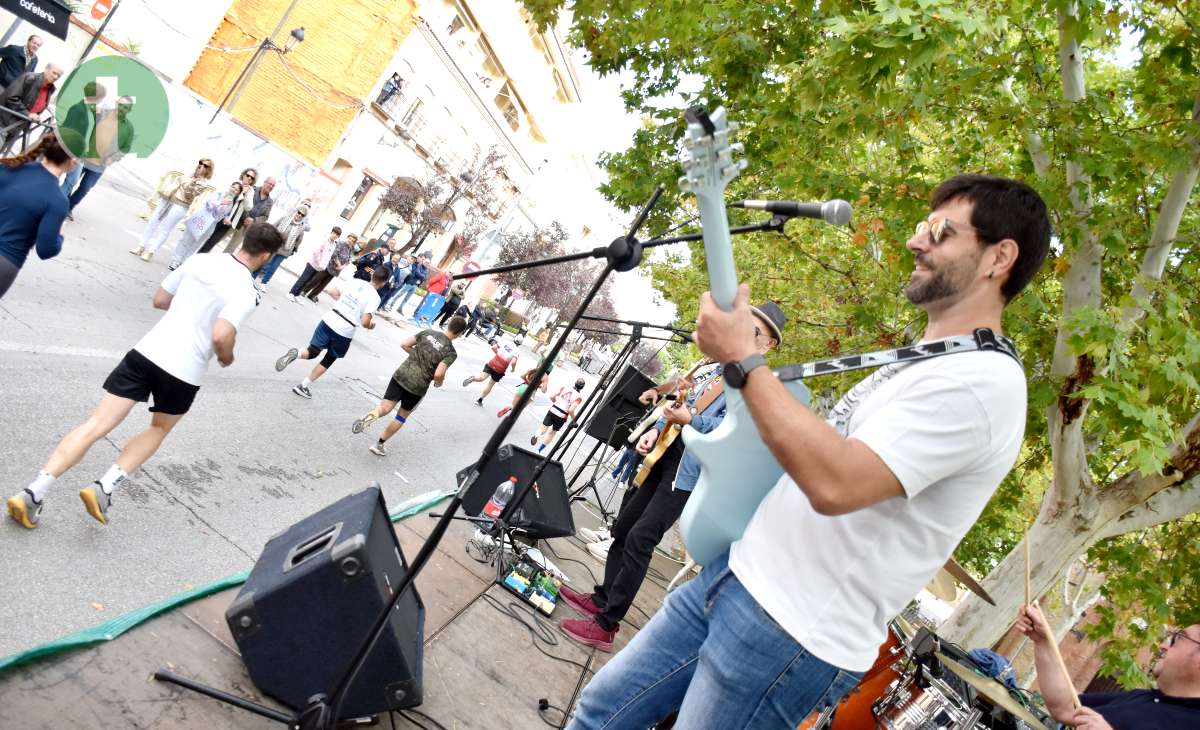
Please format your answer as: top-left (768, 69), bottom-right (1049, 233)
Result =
top-left (0, 489), bottom-right (455, 674)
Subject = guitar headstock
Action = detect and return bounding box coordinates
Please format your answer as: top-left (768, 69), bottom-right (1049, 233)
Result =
top-left (679, 106), bottom-right (746, 204)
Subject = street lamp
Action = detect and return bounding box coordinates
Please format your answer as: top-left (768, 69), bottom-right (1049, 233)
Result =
top-left (209, 25), bottom-right (306, 124)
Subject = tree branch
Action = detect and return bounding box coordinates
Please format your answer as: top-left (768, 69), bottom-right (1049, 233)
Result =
top-left (1122, 89), bottom-right (1200, 324)
top-left (1096, 475), bottom-right (1200, 540)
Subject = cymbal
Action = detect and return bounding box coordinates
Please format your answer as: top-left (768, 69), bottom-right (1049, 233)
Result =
top-left (926, 568), bottom-right (958, 602)
top-left (942, 557), bottom-right (996, 606)
top-left (936, 652), bottom-right (1049, 728)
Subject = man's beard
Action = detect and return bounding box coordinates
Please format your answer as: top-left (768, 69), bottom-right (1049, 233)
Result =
top-left (904, 252), bottom-right (979, 305)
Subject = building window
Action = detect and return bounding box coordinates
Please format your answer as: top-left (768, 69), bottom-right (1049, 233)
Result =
top-left (494, 85), bottom-right (520, 131)
top-left (341, 175), bottom-right (374, 219)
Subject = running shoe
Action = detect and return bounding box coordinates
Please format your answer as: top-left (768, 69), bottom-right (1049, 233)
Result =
top-left (128, 246), bottom-right (144, 256)
top-left (6, 489), bottom-right (42, 529)
top-left (275, 348), bottom-right (299, 372)
top-left (462, 375), bottom-right (474, 387)
top-left (369, 442), bottom-right (387, 456)
top-left (497, 406), bottom-right (511, 418)
top-left (167, 263), bottom-right (179, 271)
top-left (292, 383), bottom-right (313, 399)
top-left (475, 398), bottom-right (483, 407)
top-left (530, 435), bottom-right (538, 446)
top-left (140, 251), bottom-right (153, 262)
top-left (79, 483), bottom-right (112, 525)
top-left (578, 527), bottom-right (610, 544)
top-left (352, 411), bottom-right (379, 434)
top-left (288, 294), bottom-right (298, 303)
top-left (587, 537), bottom-right (613, 562)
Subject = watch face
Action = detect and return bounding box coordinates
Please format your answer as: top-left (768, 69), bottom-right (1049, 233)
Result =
top-left (722, 361), bottom-right (744, 389)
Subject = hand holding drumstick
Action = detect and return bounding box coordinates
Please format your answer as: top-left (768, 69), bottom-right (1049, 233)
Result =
top-left (1016, 602), bottom-right (1084, 721)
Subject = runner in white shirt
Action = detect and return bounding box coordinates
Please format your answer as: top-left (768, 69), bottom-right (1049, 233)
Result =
top-left (533, 378), bottom-right (586, 453)
top-left (274, 266), bottom-right (386, 398)
top-left (7, 223), bottom-right (284, 529)
top-left (567, 174), bottom-right (1053, 730)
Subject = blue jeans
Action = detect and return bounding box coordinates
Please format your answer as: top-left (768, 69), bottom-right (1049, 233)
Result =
top-left (611, 447), bottom-right (641, 484)
top-left (61, 166), bottom-right (104, 210)
top-left (388, 283), bottom-right (417, 312)
top-left (255, 254), bottom-right (286, 284)
top-left (568, 552), bottom-right (862, 730)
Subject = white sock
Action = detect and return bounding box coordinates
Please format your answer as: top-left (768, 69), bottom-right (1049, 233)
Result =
top-left (98, 464), bottom-right (128, 495)
top-left (27, 471), bottom-right (55, 502)
top-left (301, 377), bottom-right (313, 388)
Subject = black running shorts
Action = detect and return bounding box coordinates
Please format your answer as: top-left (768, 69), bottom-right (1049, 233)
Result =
top-left (384, 378), bottom-right (424, 412)
top-left (482, 364), bottom-right (505, 382)
top-left (542, 410), bottom-right (567, 431)
top-left (103, 349), bottom-right (200, 415)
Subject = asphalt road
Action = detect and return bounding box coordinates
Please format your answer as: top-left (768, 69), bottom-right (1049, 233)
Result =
top-left (0, 169), bottom-right (613, 659)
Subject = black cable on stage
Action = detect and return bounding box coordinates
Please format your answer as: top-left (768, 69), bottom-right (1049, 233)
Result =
top-left (478, 592), bottom-right (594, 676)
top-left (537, 698), bottom-right (570, 728)
top-left (399, 708), bottom-right (448, 730)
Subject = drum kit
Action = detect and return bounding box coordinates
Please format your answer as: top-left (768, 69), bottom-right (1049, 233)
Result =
top-left (799, 619), bottom-right (1052, 729)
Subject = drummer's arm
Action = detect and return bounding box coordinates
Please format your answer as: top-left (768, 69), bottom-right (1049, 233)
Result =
top-left (1017, 605), bottom-right (1079, 721)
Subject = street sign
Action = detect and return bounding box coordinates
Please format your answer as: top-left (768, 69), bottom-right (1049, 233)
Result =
top-left (0, 0), bottom-right (73, 40)
top-left (462, 260), bottom-right (480, 273)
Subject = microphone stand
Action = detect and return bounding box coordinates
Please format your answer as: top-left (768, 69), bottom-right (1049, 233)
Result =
top-left (154, 189), bottom-right (799, 729)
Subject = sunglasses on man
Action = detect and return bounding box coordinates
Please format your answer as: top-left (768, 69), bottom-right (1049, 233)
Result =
top-left (915, 216), bottom-right (990, 246)
top-left (1167, 629), bottom-right (1200, 648)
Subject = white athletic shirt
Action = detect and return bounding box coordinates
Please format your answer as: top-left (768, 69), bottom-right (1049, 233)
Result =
top-left (321, 278), bottom-right (380, 338)
top-left (133, 253), bottom-right (259, 385)
top-left (549, 387), bottom-right (583, 416)
top-left (728, 350), bottom-right (1027, 672)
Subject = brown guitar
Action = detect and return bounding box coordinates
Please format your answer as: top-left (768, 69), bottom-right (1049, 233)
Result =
top-left (632, 386), bottom-right (690, 487)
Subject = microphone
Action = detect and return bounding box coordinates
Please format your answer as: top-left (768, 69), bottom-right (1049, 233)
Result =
top-left (732, 198), bottom-right (852, 225)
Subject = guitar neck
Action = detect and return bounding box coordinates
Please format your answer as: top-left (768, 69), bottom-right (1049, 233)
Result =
top-left (693, 192), bottom-right (739, 309)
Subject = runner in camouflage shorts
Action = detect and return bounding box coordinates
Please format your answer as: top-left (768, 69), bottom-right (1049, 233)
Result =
top-left (352, 316), bottom-right (467, 456)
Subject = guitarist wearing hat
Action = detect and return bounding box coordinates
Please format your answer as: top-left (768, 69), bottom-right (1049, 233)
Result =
top-left (567, 174), bottom-right (1051, 729)
top-left (557, 302), bottom-right (786, 652)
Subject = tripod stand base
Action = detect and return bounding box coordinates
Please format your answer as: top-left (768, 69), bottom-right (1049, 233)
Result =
top-left (154, 669), bottom-right (296, 726)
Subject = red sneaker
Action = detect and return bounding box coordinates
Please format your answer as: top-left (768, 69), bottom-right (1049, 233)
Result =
top-left (559, 617), bottom-right (618, 652)
top-left (559, 584), bottom-right (601, 616)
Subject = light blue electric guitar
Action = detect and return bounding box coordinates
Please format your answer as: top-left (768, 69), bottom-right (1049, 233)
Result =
top-left (677, 106), bottom-right (814, 566)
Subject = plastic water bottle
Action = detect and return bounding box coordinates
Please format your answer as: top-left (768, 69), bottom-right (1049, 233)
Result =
top-left (483, 476), bottom-right (517, 519)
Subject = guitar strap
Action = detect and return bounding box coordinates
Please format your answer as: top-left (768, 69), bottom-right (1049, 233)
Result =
top-left (690, 378), bottom-right (725, 415)
top-left (773, 328), bottom-right (1020, 383)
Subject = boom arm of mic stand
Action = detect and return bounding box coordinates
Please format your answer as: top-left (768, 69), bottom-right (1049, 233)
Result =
top-left (319, 185), bottom-right (666, 728)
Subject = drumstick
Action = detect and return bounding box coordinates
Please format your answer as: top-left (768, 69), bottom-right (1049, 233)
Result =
top-left (1024, 531), bottom-right (1031, 607)
top-left (1033, 600), bottom-right (1081, 709)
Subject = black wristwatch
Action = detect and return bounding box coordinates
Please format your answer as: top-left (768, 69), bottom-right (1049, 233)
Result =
top-left (723, 353), bottom-right (767, 390)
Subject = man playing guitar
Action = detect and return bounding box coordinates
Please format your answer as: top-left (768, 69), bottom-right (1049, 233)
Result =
top-left (557, 302), bottom-right (786, 652)
top-left (567, 174), bottom-right (1051, 729)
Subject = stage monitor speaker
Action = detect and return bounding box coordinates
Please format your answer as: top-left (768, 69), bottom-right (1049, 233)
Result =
top-left (458, 444), bottom-right (574, 539)
top-left (586, 364), bottom-right (655, 448)
top-left (226, 486), bottom-right (423, 718)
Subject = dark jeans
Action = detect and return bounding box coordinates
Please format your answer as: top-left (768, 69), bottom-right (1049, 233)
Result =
top-left (255, 254), bottom-right (286, 284)
top-left (593, 441), bottom-right (688, 631)
top-left (289, 263), bottom-right (319, 296)
top-left (303, 270), bottom-right (335, 299)
top-left (0, 254), bottom-right (19, 299)
top-left (435, 298), bottom-right (461, 327)
top-left (612, 447), bottom-right (643, 485)
top-left (464, 315), bottom-right (482, 338)
top-left (197, 222), bottom-right (232, 254)
top-left (64, 167), bottom-right (104, 210)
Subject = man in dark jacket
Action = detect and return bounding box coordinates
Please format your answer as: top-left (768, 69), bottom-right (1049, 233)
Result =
top-left (0, 35), bottom-right (41, 89)
top-left (389, 252), bottom-right (429, 314)
top-left (1, 65), bottom-right (63, 152)
top-left (353, 240), bottom-right (389, 281)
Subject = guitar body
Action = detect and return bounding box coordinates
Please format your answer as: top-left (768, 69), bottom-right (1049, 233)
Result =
top-left (680, 383), bottom-right (811, 566)
top-left (632, 424), bottom-right (682, 487)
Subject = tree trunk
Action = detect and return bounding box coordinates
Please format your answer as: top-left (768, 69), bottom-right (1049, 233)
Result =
top-left (940, 415), bottom-right (1200, 649)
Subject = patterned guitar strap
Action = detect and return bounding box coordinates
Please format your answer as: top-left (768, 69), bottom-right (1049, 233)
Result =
top-left (774, 328), bottom-right (1021, 437)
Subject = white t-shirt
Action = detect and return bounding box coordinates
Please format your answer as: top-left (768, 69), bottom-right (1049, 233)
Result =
top-left (133, 253), bottom-right (259, 385)
top-left (321, 278), bottom-right (381, 338)
top-left (728, 350), bottom-right (1026, 672)
top-left (549, 387), bottom-right (583, 416)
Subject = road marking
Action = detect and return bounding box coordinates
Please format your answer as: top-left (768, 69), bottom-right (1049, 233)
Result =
top-left (0, 340), bottom-right (126, 360)
top-left (394, 471), bottom-right (409, 483)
